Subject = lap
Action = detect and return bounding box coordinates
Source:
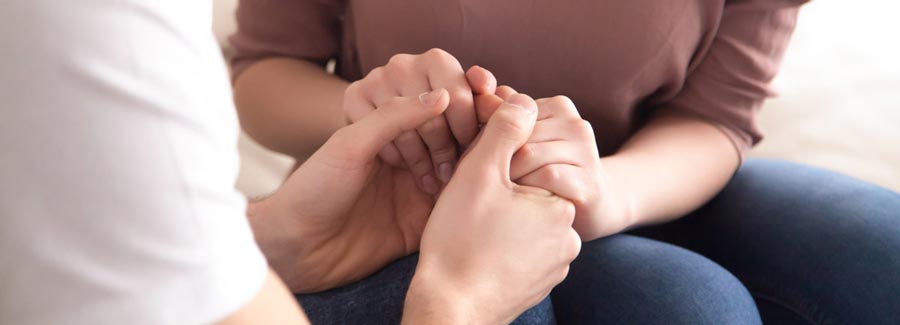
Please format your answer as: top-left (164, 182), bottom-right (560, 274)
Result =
top-left (294, 159), bottom-right (900, 324)
top-left (553, 234), bottom-right (760, 325)
top-left (295, 254), bottom-right (555, 324)
top-left (297, 236), bottom-right (760, 325)
top-left (634, 158), bottom-right (900, 324)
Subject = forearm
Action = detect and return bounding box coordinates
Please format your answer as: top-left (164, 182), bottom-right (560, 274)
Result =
top-left (602, 112), bottom-right (740, 232)
top-left (233, 58), bottom-right (349, 160)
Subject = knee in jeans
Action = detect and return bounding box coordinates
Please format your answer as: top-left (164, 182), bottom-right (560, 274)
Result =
top-left (556, 235), bottom-right (760, 324)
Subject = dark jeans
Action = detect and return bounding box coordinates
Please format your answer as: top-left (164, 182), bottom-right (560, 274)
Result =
top-left (295, 159), bottom-right (900, 324)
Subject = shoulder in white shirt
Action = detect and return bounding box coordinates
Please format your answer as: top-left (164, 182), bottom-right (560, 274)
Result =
top-left (0, 1), bottom-right (267, 324)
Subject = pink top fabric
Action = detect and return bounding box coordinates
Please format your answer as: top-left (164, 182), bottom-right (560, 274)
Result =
top-left (230, 0), bottom-right (807, 157)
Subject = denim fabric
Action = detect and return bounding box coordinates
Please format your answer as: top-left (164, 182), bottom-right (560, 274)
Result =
top-left (295, 254), bottom-right (556, 324)
top-left (632, 159), bottom-right (900, 324)
top-left (296, 159), bottom-right (900, 324)
top-left (550, 235), bottom-right (760, 324)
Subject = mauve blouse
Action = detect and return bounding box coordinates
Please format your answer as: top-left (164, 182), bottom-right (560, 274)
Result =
top-left (230, 0), bottom-right (807, 157)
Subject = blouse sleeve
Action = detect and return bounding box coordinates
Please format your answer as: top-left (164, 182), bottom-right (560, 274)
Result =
top-left (229, 0), bottom-right (345, 79)
top-left (662, 0), bottom-right (808, 158)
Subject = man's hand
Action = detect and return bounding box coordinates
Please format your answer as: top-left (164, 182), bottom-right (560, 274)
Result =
top-left (248, 89), bottom-right (451, 293)
top-left (344, 49), bottom-right (486, 194)
top-left (404, 94), bottom-right (582, 325)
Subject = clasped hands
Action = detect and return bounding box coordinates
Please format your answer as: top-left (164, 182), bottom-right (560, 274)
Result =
top-left (249, 49), bottom-right (627, 324)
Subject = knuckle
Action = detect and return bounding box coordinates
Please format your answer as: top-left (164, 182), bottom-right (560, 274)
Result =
top-left (561, 200), bottom-right (577, 223)
top-left (551, 95), bottom-right (575, 106)
top-left (491, 112), bottom-right (527, 140)
top-left (388, 53), bottom-right (415, 67)
top-left (418, 123), bottom-right (457, 158)
top-left (395, 135), bottom-right (432, 170)
top-left (365, 67), bottom-right (387, 83)
top-left (567, 230), bottom-right (582, 259)
top-left (382, 96), bottom-right (407, 110)
top-left (448, 88), bottom-right (473, 105)
top-left (550, 198), bottom-right (576, 223)
top-left (430, 144), bottom-right (457, 161)
top-left (496, 85), bottom-right (517, 98)
top-left (575, 119), bottom-right (596, 139)
top-left (425, 48), bottom-right (451, 60)
top-left (344, 80), bottom-right (364, 97)
top-left (409, 158), bottom-right (433, 173)
top-left (572, 191), bottom-right (589, 206)
top-left (396, 129), bottom-right (422, 144)
top-left (541, 165), bottom-right (563, 184)
top-left (551, 95), bottom-right (579, 117)
top-left (423, 48), bottom-right (461, 68)
top-left (555, 265), bottom-right (571, 284)
top-left (367, 66), bottom-right (385, 78)
top-left (567, 182), bottom-right (590, 205)
top-left (386, 55), bottom-right (416, 79)
top-left (516, 143), bottom-right (537, 161)
top-left (418, 117), bottom-right (446, 135)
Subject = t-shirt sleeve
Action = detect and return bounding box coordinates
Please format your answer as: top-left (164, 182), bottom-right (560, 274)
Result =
top-left (0, 1), bottom-right (267, 324)
top-left (662, 0), bottom-right (807, 158)
top-left (229, 0), bottom-right (345, 79)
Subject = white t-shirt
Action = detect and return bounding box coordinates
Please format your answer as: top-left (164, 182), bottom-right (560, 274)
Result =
top-left (0, 1), bottom-right (268, 324)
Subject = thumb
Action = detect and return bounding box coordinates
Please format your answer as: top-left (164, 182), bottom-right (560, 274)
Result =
top-left (456, 93), bottom-right (537, 181)
top-left (319, 89), bottom-right (450, 164)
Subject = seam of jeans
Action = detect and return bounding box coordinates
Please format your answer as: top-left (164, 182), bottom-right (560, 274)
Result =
top-left (744, 279), bottom-right (844, 325)
top-left (750, 291), bottom-right (818, 325)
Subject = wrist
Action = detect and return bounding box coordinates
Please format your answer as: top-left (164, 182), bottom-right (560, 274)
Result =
top-left (596, 156), bottom-right (640, 232)
top-left (403, 265), bottom-right (477, 324)
top-left (246, 197), bottom-right (302, 281)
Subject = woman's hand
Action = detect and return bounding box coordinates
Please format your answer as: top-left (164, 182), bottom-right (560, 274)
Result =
top-left (344, 48), bottom-right (487, 194)
top-left (249, 89), bottom-right (452, 293)
top-left (474, 82), bottom-right (631, 240)
top-left (514, 95), bottom-right (631, 239)
top-left (404, 94), bottom-right (581, 325)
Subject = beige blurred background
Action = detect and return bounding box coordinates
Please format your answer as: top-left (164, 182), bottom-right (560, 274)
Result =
top-left (212, 0), bottom-right (900, 197)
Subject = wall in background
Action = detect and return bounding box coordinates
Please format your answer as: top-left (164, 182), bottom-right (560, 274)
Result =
top-left (213, 0), bottom-right (237, 47)
top-left (753, 0), bottom-right (900, 191)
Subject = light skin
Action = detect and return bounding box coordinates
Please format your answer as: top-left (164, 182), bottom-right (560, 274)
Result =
top-left (235, 49), bottom-right (481, 194)
top-left (234, 49), bottom-right (739, 242)
top-left (227, 48), bottom-right (738, 323)
top-left (470, 79), bottom-right (740, 240)
top-left (223, 89), bottom-right (581, 323)
top-left (406, 94), bottom-right (581, 324)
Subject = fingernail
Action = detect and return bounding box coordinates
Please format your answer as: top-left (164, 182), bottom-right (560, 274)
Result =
top-left (419, 89), bottom-right (445, 106)
top-left (505, 94), bottom-right (536, 113)
top-left (438, 162), bottom-right (454, 183)
top-left (421, 174), bottom-right (440, 195)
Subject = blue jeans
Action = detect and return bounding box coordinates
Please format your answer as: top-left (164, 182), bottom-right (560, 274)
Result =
top-left (295, 159), bottom-right (900, 324)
